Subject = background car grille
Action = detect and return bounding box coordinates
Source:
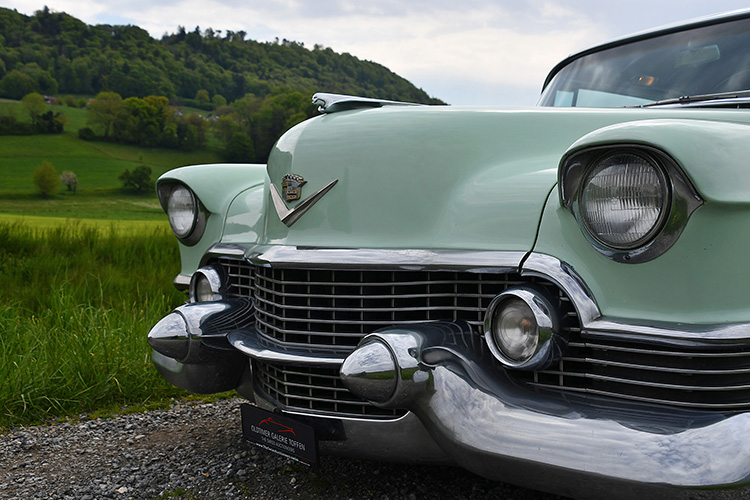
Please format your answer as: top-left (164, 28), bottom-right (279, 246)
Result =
top-left (218, 256), bottom-right (750, 413)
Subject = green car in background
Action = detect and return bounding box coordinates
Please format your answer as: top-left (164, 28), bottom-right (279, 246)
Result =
top-left (149, 10), bottom-right (750, 499)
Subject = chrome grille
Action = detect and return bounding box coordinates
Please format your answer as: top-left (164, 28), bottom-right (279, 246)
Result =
top-left (225, 259), bottom-right (530, 349)
top-left (217, 256), bottom-right (750, 412)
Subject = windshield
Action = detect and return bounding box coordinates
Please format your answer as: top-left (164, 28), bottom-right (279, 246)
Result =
top-left (539, 16), bottom-right (750, 107)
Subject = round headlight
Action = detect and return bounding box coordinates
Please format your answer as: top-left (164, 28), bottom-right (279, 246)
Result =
top-left (484, 287), bottom-right (560, 370)
top-left (580, 152), bottom-right (669, 250)
top-left (167, 185), bottom-right (198, 239)
top-left (492, 298), bottom-right (539, 363)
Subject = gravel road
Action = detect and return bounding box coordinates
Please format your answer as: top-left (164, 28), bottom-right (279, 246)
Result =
top-left (1, 398), bottom-right (748, 500)
top-left (0, 398), bottom-right (568, 500)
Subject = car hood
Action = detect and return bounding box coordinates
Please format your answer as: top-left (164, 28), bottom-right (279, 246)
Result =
top-left (230, 105), bottom-right (750, 252)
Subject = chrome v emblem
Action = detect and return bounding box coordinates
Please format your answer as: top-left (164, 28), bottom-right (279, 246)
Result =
top-left (270, 179), bottom-right (338, 227)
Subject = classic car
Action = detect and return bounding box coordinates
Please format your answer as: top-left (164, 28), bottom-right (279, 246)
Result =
top-left (148, 9), bottom-right (750, 499)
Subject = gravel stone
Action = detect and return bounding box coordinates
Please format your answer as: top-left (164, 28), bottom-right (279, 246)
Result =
top-left (0, 398), bottom-right (747, 499)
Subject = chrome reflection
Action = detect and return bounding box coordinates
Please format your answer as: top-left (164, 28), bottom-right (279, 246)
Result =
top-left (340, 341), bottom-right (398, 403)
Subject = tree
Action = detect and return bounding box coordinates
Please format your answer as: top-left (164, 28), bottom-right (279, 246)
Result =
top-left (87, 91), bottom-right (123, 139)
top-left (212, 94), bottom-right (227, 109)
top-left (119, 165), bottom-right (153, 193)
top-left (195, 89), bottom-right (210, 106)
top-left (21, 92), bottom-right (47, 127)
top-left (0, 70), bottom-right (39, 100)
top-left (32, 161), bottom-right (59, 197)
top-left (60, 171), bottom-right (77, 193)
top-left (224, 131), bottom-right (254, 162)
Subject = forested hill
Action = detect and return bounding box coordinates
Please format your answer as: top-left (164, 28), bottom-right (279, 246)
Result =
top-left (0, 7), bottom-right (444, 104)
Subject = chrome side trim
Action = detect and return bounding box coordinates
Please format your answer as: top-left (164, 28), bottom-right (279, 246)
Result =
top-left (173, 274), bottom-right (191, 291)
top-left (524, 253), bottom-right (750, 345)
top-left (521, 253), bottom-right (601, 324)
top-left (585, 318), bottom-right (750, 345)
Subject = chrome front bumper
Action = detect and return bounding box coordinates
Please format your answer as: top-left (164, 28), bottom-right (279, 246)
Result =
top-left (149, 310), bottom-right (750, 499)
top-left (148, 250), bottom-right (750, 499)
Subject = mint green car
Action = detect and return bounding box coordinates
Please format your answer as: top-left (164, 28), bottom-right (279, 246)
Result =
top-left (148, 10), bottom-right (750, 498)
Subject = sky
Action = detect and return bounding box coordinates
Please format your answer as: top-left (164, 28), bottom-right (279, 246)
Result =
top-left (3, 1), bottom-right (750, 105)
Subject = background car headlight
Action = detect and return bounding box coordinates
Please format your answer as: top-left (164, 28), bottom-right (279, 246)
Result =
top-left (579, 152), bottom-right (668, 249)
top-left (167, 185), bottom-right (198, 239)
top-left (157, 181), bottom-right (208, 245)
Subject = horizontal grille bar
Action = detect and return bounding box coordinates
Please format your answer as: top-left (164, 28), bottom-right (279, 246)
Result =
top-left (569, 341), bottom-right (750, 358)
top-left (561, 357), bottom-right (750, 375)
top-left (539, 370), bottom-right (750, 391)
top-left (533, 385), bottom-right (750, 410)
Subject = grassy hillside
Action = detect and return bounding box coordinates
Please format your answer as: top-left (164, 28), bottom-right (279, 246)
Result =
top-left (0, 99), bottom-right (223, 219)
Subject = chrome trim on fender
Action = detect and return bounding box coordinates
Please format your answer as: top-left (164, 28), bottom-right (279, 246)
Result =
top-left (523, 252), bottom-right (750, 345)
top-left (521, 253), bottom-right (601, 324)
top-left (586, 318), bottom-right (750, 346)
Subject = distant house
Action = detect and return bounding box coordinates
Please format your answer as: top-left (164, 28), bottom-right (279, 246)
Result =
top-left (43, 95), bottom-right (57, 105)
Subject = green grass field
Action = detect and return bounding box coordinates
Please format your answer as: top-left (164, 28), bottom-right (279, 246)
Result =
top-left (0, 221), bottom-right (188, 428)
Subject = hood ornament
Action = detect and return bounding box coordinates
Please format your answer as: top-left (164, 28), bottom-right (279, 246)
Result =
top-left (271, 174), bottom-right (338, 227)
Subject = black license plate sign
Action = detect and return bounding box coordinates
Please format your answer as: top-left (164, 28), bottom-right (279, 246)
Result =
top-left (241, 404), bottom-right (318, 465)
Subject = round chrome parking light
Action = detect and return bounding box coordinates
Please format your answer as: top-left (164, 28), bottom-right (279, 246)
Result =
top-left (484, 287), bottom-right (560, 370)
top-left (190, 267), bottom-right (225, 303)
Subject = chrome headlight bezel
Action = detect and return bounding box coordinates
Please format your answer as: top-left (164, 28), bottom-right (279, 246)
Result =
top-left (189, 266), bottom-right (226, 303)
top-left (157, 181), bottom-right (208, 246)
top-left (560, 145), bottom-right (703, 263)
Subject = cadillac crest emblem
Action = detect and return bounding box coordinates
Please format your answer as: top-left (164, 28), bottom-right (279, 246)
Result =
top-left (282, 174), bottom-right (307, 202)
